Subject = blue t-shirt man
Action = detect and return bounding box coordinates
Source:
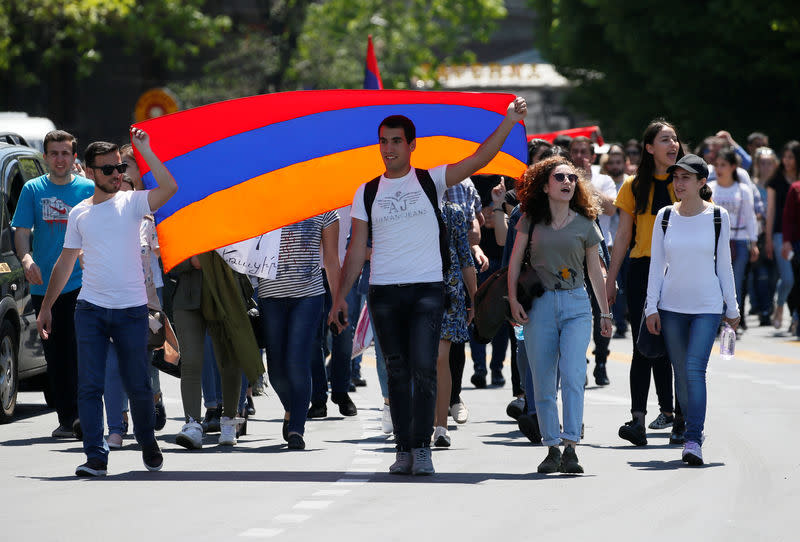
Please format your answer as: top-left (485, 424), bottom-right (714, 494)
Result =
top-left (11, 174), bottom-right (95, 295)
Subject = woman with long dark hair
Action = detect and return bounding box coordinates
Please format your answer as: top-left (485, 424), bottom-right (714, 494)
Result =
top-left (765, 141), bottom-right (800, 328)
top-left (605, 119), bottom-right (684, 446)
top-left (709, 147), bottom-right (758, 332)
top-left (508, 156), bottom-right (611, 474)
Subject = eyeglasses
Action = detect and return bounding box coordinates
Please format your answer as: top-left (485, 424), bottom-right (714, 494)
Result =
top-left (553, 172), bottom-right (578, 183)
top-left (90, 163), bottom-right (128, 176)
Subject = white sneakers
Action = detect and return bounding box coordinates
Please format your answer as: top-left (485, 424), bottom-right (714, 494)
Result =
top-left (381, 404), bottom-right (393, 434)
top-left (175, 418), bottom-right (203, 449)
top-left (433, 426), bottom-right (451, 447)
top-left (449, 402), bottom-right (469, 424)
top-left (218, 417), bottom-right (238, 446)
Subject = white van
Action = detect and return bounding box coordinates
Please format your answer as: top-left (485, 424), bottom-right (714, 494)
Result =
top-left (0, 112), bottom-right (57, 153)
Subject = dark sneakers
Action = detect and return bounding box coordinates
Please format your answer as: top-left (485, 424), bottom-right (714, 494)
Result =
top-left (154, 399), bottom-right (167, 431)
top-left (470, 373), bottom-right (487, 389)
top-left (618, 419), bottom-right (648, 446)
top-left (72, 419), bottom-right (83, 440)
top-left (282, 420), bottom-right (289, 442)
top-left (560, 445), bottom-right (584, 474)
top-left (331, 393), bottom-right (358, 416)
top-left (490, 370), bottom-right (506, 387)
top-left (202, 407), bottom-right (221, 434)
top-left (593, 363), bottom-right (610, 386)
top-left (76, 458), bottom-right (107, 477)
top-left (307, 402), bottom-right (327, 419)
top-left (669, 417), bottom-right (686, 445)
top-left (142, 440), bottom-right (163, 472)
top-left (518, 413), bottom-right (542, 444)
top-left (537, 446), bottom-right (562, 474)
top-left (287, 433), bottom-right (306, 450)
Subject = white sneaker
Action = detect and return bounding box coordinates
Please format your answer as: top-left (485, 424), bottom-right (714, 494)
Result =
top-left (449, 402), bottom-right (469, 424)
top-left (218, 417), bottom-right (237, 446)
top-left (175, 418), bottom-right (203, 449)
top-left (433, 426), bottom-right (451, 447)
top-left (381, 404), bottom-right (393, 434)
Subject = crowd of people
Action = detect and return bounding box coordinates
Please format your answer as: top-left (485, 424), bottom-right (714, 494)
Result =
top-left (16, 98), bottom-right (800, 477)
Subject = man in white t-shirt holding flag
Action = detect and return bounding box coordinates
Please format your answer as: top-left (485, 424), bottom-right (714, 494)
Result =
top-left (330, 97), bottom-right (527, 475)
top-left (37, 128), bottom-right (178, 477)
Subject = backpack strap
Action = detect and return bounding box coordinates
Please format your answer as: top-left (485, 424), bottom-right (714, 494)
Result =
top-left (415, 168), bottom-right (451, 274)
top-left (363, 175), bottom-right (381, 243)
top-left (661, 205), bottom-right (673, 234)
top-left (713, 205), bottom-right (722, 264)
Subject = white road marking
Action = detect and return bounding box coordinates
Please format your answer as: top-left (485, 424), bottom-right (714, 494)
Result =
top-left (293, 500), bottom-right (333, 510)
top-left (239, 528), bottom-right (284, 538)
top-left (273, 514), bottom-right (311, 524)
top-left (312, 489), bottom-right (351, 497)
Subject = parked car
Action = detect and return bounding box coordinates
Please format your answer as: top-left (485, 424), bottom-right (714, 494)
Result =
top-left (0, 137), bottom-right (49, 422)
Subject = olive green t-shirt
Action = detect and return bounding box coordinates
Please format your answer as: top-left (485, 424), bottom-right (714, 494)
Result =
top-left (516, 213), bottom-right (603, 291)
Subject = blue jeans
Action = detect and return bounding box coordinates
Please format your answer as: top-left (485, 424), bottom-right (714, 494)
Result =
top-left (103, 343), bottom-right (128, 435)
top-left (523, 288), bottom-right (592, 446)
top-left (731, 240), bottom-right (749, 309)
top-left (311, 278), bottom-right (352, 402)
top-left (660, 310), bottom-right (721, 445)
top-left (260, 295), bottom-right (323, 436)
top-left (773, 233), bottom-right (795, 307)
top-left (201, 333), bottom-right (222, 409)
top-left (369, 282), bottom-right (444, 450)
top-left (75, 301), bottom-right (155, 462)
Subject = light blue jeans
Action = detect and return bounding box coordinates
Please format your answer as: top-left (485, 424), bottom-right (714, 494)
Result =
top-left (773, 233), bottom-right (795, 307)
top-left (660, 310), bottom-right (721, 445)
top-left (523, 287), bottom-right (592, 446)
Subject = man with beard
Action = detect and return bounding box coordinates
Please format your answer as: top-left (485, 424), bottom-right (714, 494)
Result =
top-left (37, 128), bottom-right (178, 477)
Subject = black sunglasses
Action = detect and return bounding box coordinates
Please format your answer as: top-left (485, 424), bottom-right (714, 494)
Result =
top-left (553, 172), bottom-right (578, 183)
top-left (90, 163), bottom-right (128, 176)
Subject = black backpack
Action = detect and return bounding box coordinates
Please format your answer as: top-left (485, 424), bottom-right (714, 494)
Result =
top-left (363, 168), bottom-right (451, 274)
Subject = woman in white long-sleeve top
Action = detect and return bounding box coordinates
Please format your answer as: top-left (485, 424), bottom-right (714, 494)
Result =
top-left (645, 154), bottom-right (739, 466)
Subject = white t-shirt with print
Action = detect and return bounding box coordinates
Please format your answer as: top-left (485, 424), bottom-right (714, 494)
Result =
top-left (591, 171), bottom-right (617, 246)
top-left (351, 165), bottom-right (448, 285)
top-left (64, 190), bottom-right (152, 309)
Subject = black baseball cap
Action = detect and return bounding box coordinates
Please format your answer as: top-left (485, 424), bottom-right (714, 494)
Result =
top-left (667, 154), bottom-right (709, 180)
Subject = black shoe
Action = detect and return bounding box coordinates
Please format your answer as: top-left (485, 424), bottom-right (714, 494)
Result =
top-left (282, 420), bottom-right (289, 442)
top-left (202, 408), bottom-right (221, 434)
top-left (287, 433), bottom-right (306, 450)
top-left (142, 440), bottom-right (163, 472)
top-left (490, 371), bottom-right (506, 387)
top-left (236, 409), bottom-right (248, 437)
top-left (560, 445), bottom-right (584, 474)
top-left (759, 314), bottom-right (772, 326)
top-left (331, 392), bottom-right (358, 416)
top-left (246, 395), bottom-right (256, 416)
top-left (518, 413), bottom-right (542, 444)
top-left (122, 418), bottom-right (129, 436)
top-left (470, 373), bottom-right (487, 389)
top-left (618, 419), bottom-right (647, 446)
top-left (154, 399), bottom-right (167, 431)
top-left (352, 376), bottom-right (367, 387)
top-left (593, 363), bottom-right (610, 386)
top-left (506, 397), bottom-right (525, 420)
top-left (72, 419), bottom-right (83, 440)
top-left (537, 446), bottom-right (562, 474)
top-left (669, 417), bottom-right (686, 445)
top-left (307, 402), bottom-right (327, 419)
top-left (349, 383), bottom-right (356, 392)
top-left (76, 458), bottom-right (107, 477)
top-left (612, 328), bottom-right (626, 339)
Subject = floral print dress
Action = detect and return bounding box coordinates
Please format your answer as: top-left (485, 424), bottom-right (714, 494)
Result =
top-left (440, 201), bottom-right (474, 343)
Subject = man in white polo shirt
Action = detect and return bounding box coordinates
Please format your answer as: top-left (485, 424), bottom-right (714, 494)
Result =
top-left (37, 127), bottom-right (178, 477)
top-left (330, 98), bottom-right (527, 475)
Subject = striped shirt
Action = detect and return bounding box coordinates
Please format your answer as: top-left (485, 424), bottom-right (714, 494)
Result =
top-left (257, 211), bottom-right (339, 298)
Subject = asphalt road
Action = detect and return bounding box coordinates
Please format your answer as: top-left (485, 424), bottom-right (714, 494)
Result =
top-left (2, 314), bottom-right (798, 542)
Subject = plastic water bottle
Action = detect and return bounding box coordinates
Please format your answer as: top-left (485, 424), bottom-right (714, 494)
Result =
top-left (719, 323), bottom-right (736, 360)
top-left (513, 324), bottom-right (524, 341)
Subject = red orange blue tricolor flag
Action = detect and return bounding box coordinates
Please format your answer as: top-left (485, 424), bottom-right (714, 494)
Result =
top-left (132, 90), bottom-right (528, 271)
top-left (364, 35), bottom-right (383, 90)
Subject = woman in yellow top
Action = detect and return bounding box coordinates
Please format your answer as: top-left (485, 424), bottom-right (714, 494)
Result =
top-left (605, 119), bottom-right (685, 447)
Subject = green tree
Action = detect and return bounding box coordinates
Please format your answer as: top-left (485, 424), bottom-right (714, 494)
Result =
top-left (529, 0), bottom-right (800, 145)
top-left (289, 0), bottom-right (507, 90)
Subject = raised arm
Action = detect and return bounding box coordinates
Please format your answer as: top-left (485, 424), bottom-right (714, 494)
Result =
top-left (130, 127), bottom-right (178, 212)
top-left (445, 97), bottom-right (527, 187)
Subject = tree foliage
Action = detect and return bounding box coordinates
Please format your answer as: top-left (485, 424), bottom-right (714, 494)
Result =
top-left (289, 0), bottom-right (507, 90)
top-left (0, 0), bottom-right (230, 86)
top-left (528, 0), bottom-right (800, 145)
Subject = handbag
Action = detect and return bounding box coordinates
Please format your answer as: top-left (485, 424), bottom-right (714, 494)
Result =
top-left (147, 309), bottom-right (166, 350)
top-left (151, 312), bottom-right (181, 378)
top-left (636, 311), bottom-right (666, 358)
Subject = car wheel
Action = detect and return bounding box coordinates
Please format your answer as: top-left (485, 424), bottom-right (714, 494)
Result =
top-left (0, 320), bottom-right (18, 423)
